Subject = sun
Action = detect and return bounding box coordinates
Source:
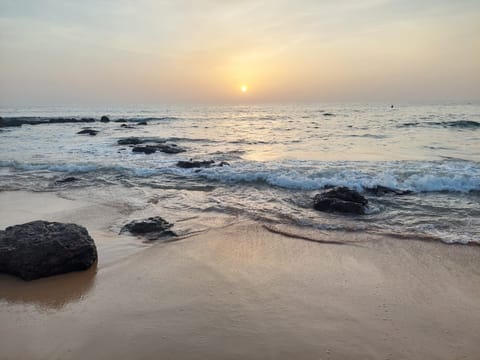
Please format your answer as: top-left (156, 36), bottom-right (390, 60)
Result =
top-left (241, 85), bottom-right (248, 93)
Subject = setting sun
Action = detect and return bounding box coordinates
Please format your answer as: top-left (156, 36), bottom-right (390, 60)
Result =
top-left (241, 85), bottom-right (248, 93)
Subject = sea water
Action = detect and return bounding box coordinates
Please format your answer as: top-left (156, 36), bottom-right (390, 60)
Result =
top-left (1, 103), bottom-right (479, 244)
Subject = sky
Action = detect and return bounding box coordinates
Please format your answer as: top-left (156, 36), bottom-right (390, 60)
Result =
top-left (0, 0), bottom-right (479, 105)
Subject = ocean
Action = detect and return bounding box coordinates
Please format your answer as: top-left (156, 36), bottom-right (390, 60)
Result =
top-left (1, 103), bottom-right (479, 244)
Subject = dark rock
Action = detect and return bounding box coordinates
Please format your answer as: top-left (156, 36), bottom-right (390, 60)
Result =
top-left (218, 161), bottom-right (230, 167)
top-left (365, 185), bottom-right (412, 196)
top-left (313, 186), bottom-right (368, 215)
top-left (120, 217), bottom-right (176, 239)
top-left (120, 124), bottom-right (135, 129)
top-left (100, 116), bottom-right (110, 123)
top-left (55, 177), bottom-right (79, 184)
top-left (132, 144), bottom-right (186, 154)
top-left (132, 146), bottom-right (157, 154)
top-left (137, 120), bottom-right (148, 126)
top-left (118, 137), bottom-right (143, 145)
top-left (0, 117), bottom-right (96, 128)
top-left (176, 160), bottom-right (215, 169)
top-left (0, 221), bottom-right (97, 280)
top-left (77, 129), bottom-right (98, 136)
top-left (117, 137), bottom-right (168, 145)
top-left (323, 112), bottom-right (335, 116)
top-left (114, 119), bottom-right (128, 123)
top-left (157, 144), bottom-right (185, 154)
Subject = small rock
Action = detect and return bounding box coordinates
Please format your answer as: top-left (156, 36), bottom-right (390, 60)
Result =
top-left (0, 221), bottom-right (97, 280)
top-left (132, 144), bottom-right (186, 154)
top-left (137, 120), bottom-right (148, 126)
top-left (323, 112), bottom-right (335, 116)
top-left (176, 160), bottom-right (215, 169)
top-left (55, 177), bottom-right (79, 184)
top-left (157, 144), bottom-right (186, 154)
top-left (120, 124), bottom-right (136, 129)
top-left (313, 186), bottom-right (368, 214)
top-left (132, 146), bottom-right (157, 154)
top-left (365, 185), bottom-right (411, 196)
top-left (120, 217), bottom-right (176, 239)
top-left (118, 137), bottom-right (143, 145)
top-left (100, 116), bottom-right (110, 123)
top-left (114, 119), bottom-right (128, 123)
top-left (77, 129), bottom-right (98, 136)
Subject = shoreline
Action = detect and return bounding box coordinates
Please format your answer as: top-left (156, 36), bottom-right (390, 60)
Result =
top-left (1, 190), bottom-right (480, 359)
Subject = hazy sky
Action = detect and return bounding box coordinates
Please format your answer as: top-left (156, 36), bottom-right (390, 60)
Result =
top-left (0, 0), bottom-right (479, 105)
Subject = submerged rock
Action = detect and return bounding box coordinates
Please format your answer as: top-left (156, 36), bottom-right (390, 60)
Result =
top-left (132, 146), bottom-right (157, 154)
top-left (176, 160), bottom-right (215, 168)
top-left (120, 217), bottom-right (176, 239)
top-left (0, 221), bottom-right (97, 281)
top-left (118, 137), bottom-right (143, 145)
top-left (77, 128), bottom-right (98, 136)
top-left (365, 185), bottom-right (412, 196)
top-left (313, 187), bottom-right (368, 215)
top-left (120, 124), bottom-right (136, 129)
top-left (132, 144), bottom-right (186, 154)
top-left (137, 120), bottom-right (148, 126)
top-left (0, 117), bottom-right (96, 127)
top-left (157, 144), bottom-right (185, 154)
top-left (55, 176), bottom-right (79, 184)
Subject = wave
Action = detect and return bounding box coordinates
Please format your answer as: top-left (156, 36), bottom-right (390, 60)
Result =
top-left (196, 162), bottom-right (480, 193)
top-left (1, 159), bottom-right (479, 193)
top-left (399, 120), bottom-right (480, 129)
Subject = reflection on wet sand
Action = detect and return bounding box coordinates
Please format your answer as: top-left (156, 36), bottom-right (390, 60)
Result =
top-left (0, 263), bottom-right (97, 310)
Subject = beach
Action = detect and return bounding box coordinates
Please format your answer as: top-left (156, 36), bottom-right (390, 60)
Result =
top-left (2, 0), bottom-right (480, 357)
top-left (1, 189), bottom-right (479, 360)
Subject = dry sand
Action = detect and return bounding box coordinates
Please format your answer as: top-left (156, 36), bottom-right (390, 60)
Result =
top-left (1, 190), bottom-right (480, 360)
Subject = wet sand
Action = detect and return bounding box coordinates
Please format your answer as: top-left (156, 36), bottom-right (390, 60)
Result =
top-left (1, 190), bottom-right (480, 360)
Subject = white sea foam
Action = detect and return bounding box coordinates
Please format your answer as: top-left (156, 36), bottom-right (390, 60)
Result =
top-left (195, 160), bottom-right (480, 193)
top-left (1, 159), bottom-right (479, 193)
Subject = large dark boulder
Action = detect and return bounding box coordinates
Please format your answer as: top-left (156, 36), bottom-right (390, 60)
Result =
top-left (313, 187), bottom-right (368, 215)
top-left (120, 217), bottom-right (176, 240)
top-left (0, 221), bottom-right (97, 280)
top-left (100, 115), bottom-right (110, 123)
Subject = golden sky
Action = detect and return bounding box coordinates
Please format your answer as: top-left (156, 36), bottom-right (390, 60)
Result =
top-left (0, 0), bottom-right (479, 104)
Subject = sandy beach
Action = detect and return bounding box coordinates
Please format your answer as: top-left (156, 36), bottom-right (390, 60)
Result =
top-left (1, 190), bottom-right (479, 360)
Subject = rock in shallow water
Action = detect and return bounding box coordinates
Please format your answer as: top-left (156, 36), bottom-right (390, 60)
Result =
top-left (120, 217), bottom-right (176, 239)
top-left (77, 128), bottom-right (98, 136)
top-left (176, 160), bottom-right (215, 168)
top-left (0, 221), bottom-right (97, 281)
top-left (313, 186), bottom-right (368, 215)
top-left (132, 144), bottom-right (185, 154)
